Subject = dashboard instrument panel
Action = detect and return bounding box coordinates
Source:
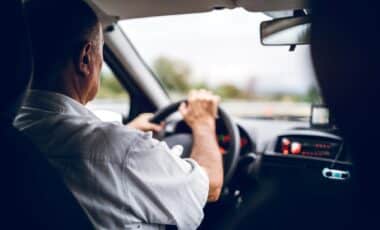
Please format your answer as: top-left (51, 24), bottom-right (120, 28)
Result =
top-left (275, 135), bottom-right (342, 159)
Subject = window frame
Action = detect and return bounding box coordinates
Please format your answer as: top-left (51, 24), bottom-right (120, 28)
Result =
top-left (103, 45), bottom-right (158, 123)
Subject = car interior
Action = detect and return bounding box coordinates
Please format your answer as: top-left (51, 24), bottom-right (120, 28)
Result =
top-left (1, 0), bottom-right (379, 229)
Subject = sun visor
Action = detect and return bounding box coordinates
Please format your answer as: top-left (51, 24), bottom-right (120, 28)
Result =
top-left (237, 0), bottom-right (310, 12)
top-left (89, 0), bottom-right (235, 19)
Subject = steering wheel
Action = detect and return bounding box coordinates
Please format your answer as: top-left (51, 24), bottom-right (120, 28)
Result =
top-left (150, 100), bottom-right (240, 185)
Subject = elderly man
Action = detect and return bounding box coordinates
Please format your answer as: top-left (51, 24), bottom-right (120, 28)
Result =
top-left (14, 0), bottom-right (223, 229)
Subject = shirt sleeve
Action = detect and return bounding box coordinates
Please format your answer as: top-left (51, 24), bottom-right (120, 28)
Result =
top-left (123, 132), bottom-right (209, 230)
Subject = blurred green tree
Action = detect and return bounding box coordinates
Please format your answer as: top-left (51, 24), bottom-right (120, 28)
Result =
top-left (191, 81), bottom-right (210, 90)
top-left (97, 73), bottom-right (128, 99)
top-left (215, 84), bottom-right (248, 99)
top-left (305, 86), bottom-right (322, 103)
top-left (153, 56), bottom-right (191, 93)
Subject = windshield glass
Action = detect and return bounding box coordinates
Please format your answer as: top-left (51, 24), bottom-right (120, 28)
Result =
top-left (120, 8), bottom-right (320, 119)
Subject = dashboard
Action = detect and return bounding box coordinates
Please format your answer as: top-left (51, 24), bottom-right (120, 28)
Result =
top-left (264, 129), bottom-right (351, 163)
top-left (235, 118), bottom-right (351, 162)
top-left (275, 134), bottom-right (342, 159)
top-left (166, 116), bottom-right (350, 163)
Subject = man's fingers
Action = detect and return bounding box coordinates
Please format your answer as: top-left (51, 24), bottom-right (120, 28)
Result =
top-left (211, 95), bottom-right (220, 118)
top-left (149, 123), bottom-right (163, 132)
top-left (188, 90), bottom-right (197, 102)
top-left (211, 95), bottom-right (220, 105)
top-left (142, 113), bottom-right (163, 131)
top-left (178, 102), bottom-right (188, 116)
top-left (143, 113), bottom-right (154, 118)
top-left (188, 89), bottom-right (214, 104)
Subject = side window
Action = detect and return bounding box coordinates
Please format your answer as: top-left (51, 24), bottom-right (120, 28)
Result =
top-left (87, 62), bottom-right (130, 122)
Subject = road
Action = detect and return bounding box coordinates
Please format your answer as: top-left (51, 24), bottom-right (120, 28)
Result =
top-left (87, 99), bottom-right (311, 118)
top-left (87, 99), bottom-right (311, 151)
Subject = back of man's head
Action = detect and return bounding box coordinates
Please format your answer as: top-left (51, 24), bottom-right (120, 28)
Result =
top-left (26, 0), bottom-right (99, 89)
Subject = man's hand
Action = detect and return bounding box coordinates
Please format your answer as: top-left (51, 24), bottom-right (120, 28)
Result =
top-left (127, 113), bottom-right (163, 132)
top-left (179, 90), bottom-right (223, 202)
top-left (179, 90), bottom-right (220, 131)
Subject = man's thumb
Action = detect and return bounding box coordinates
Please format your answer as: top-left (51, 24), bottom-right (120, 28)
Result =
top-left (178, 102), bottom-right (187, 116)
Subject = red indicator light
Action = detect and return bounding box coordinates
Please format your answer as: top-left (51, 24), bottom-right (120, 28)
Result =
top-left (281, 138), bottom-right (291, 155)
top-left (282, 138), bottom-right (291, 146)
top-left (240, 138), bottom-right (248, 147)
top-left (291, 142), bottom-right (302, 155)
top-left (223, 135), bottom-right (231, 142)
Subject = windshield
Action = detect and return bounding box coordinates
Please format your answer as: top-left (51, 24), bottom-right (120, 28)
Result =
top-left (120, 8), bottom-right (320, 119)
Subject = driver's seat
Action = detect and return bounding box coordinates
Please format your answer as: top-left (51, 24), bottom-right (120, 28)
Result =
top-left (0, 1), bottom-right (92, 228)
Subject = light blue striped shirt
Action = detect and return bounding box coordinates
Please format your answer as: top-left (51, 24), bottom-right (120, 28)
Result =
top-left (14, 90), bottom-right (209, 230)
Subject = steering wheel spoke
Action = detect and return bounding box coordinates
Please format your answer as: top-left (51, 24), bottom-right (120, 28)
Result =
top-left (163, 134), bottom-right (193, 158)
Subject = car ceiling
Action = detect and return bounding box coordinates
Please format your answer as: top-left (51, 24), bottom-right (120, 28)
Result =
top-left (87, 0), bottom-right (309, 21)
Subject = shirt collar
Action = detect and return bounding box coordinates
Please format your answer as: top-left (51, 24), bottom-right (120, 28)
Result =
top-left (22, 89), bottom-right (98, 118)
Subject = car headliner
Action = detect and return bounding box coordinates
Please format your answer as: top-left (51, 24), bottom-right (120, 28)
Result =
top-left (86, 0), bottom-right (309, 23)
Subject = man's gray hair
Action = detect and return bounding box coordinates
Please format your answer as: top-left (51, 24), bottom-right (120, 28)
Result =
top-left (26, 0), bottom-right (100, 88)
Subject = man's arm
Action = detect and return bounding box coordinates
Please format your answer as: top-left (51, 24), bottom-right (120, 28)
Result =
top-left (179, 90), bottom-right (223, 202)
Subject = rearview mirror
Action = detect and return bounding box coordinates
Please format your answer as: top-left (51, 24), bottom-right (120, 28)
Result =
top-left (260, 16), bottom-right (311, 46)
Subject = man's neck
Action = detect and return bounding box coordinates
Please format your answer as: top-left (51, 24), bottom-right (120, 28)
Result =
top-left (31, 76), bottom-right (87, 105)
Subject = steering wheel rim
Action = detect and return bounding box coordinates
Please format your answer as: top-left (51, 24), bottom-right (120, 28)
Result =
top-left (150, 100), bottom-right (240, 185)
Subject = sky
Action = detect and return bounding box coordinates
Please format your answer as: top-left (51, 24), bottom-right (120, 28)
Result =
top-left (119, 8), bottom-right (317, 95)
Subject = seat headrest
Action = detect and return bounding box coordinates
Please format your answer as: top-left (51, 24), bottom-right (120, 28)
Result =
top-left (0, 0), bottom-right (33, 114)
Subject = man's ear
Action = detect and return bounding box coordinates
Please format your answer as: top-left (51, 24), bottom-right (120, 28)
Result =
top-left (75, 42), bottom-right (92, 77)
